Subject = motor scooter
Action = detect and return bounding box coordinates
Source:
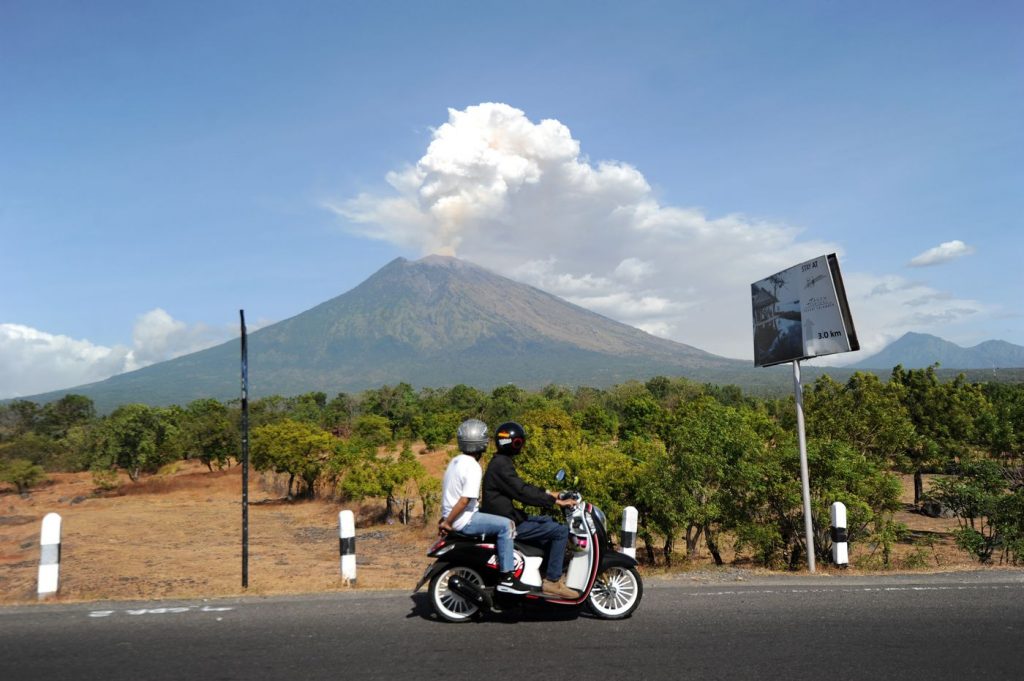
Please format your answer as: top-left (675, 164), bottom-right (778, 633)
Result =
top-left (414, 471), bottom-right (643, 622)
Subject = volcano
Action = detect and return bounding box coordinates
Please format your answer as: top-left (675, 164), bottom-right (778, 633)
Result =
top-left (22, 255), bottom-right (750, 410)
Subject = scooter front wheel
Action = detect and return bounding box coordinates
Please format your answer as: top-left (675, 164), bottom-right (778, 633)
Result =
top-left (429, 566), bottom-right (485, 623)
top-left (588, 566), bottom-right (643, 619)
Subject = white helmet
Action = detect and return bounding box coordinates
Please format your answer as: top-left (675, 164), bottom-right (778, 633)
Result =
top-left (456, 419), bottom-right (488, 455)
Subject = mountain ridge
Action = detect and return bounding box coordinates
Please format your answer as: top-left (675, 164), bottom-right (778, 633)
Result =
top-left (17, 255), bottom-right (752, 411)
top-left (851, 332), bottom-right (1024, 369)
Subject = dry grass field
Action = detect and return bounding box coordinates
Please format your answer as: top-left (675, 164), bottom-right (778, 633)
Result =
top-left (0, 446), bottom-right (1009, 605)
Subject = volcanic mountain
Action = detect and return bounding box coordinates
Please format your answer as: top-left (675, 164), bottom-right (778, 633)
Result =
top-left (24, 255), bottom-right (751, 411)
top-left (850, 332), bottom-right (1024, 370)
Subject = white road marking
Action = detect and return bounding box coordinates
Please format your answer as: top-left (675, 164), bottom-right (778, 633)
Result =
top-left (88, 605), bottom-right (234, 618)
top-left (682, 584), bottom-right (1022, 597)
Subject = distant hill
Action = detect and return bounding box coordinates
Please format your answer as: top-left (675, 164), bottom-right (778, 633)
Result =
top-left (851, 332), bottom-right (1024, 370)
top-left (20, 255), bottom-right (766, 411)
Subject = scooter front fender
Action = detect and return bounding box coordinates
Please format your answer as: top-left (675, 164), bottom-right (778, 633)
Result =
top-left (599, 550), bottom-right (638, 572)
top-left (414, 561), bottom-right (448, 592)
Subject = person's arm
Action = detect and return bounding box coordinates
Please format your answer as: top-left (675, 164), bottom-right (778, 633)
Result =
top-left (438, 496), bottom-right (472, 534)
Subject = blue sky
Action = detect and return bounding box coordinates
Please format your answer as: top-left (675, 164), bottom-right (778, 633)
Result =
top-left (2, 1), bottom-right (1021, 398)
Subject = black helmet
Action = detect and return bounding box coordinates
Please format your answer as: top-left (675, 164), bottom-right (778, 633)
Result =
top-left (456, 419), bottom-right (488, 455)
top-left (494, 421), bottom-right (526, 455)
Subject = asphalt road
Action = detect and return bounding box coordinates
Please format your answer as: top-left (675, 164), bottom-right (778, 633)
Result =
top-left (2, 571), bottom-right (1022, 681)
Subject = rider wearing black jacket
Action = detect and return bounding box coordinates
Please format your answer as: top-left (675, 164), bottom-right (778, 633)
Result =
top-left (481, 452), bottom-right (554, 524)
top-left (481, 422), bottom-right (577, 599)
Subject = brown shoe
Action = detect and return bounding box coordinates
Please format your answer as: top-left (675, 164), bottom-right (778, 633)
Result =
top-left (542, 579), bottom-right (578, 599)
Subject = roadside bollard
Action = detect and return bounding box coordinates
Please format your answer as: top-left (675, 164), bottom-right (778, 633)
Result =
top-left (830, 502), bottom-right (848, 567)
top-left (38, 513), bottom-right (62, 600)
top-left (621, 506), bottom-right (638, 559)
top-left (339, 510), bottom-right (356, 585)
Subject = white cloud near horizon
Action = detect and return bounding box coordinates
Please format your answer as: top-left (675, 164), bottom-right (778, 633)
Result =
top-left (331, 102), bottom-right (987, 362)
top-left (908, 240), bottom-right (975, 267)
top-left (0, 309), bottom-right (237, 399)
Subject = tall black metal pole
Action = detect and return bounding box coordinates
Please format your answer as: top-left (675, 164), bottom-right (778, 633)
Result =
top-left (240, 310), bottom-right (249, 588)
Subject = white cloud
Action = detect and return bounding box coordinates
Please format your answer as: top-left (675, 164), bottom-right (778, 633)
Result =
top-left (329, 102), bottom-right (994, 362)
top-left (0, 324), bottom-right (134, 398)
top-left (908, 240), bottom-right (975, 267)
top-left (0, 310), bottom-right (235, 399)
top-left (816, 271), bottom-right (989, 365)
top-left (129, 308), bottom-right (227, 367)
top-left (614, 257), bottom-right (656, 283)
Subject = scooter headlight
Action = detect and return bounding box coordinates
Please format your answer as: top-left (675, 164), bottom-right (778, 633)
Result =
top-left (590, 504), bottom-right (607, 528)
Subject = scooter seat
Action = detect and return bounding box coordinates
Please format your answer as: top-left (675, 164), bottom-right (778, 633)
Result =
top-left (446, 530), bottom-right (498, 542)
top-left (514, 542), bottom-right (546, 558)
top-left (445, 532), bottom-right (546, 558)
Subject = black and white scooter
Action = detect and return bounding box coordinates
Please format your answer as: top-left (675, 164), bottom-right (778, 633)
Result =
top-left (414, 471), bottom-right (643, 622)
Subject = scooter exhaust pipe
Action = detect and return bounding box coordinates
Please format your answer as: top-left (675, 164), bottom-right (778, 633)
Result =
top-left (448, 575), bottom-right (492, 610)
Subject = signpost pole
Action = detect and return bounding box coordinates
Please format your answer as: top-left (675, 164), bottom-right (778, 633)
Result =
top-left (792, 359), bottom-right (816, 573)
top-left (240, 310), bottom-right (249, 589)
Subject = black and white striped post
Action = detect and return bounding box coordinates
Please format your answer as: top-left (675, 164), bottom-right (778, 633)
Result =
top-left (621, 506), bottom-right (638, 559)
top-left (38, 512), bottom-right (62, 600)
top-left (339, 510), bottom-right (356, 585)
top-left (830, 501), bottom-right (848, 567)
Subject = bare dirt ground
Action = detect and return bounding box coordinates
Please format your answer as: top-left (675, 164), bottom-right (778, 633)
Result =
top-left (0, 446), bottom-right (1013, 605)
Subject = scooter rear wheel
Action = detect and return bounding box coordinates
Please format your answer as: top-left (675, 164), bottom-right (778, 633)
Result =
top-left (429, 566), bottom-right (485, 623)
top-left (588, 566), bottom-right (643, 619)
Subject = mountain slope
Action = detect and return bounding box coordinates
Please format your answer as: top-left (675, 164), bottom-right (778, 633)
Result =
top-left (22, 256), bottom-right (749, 410)
top-left (851, 332), bottom-right (1024, 369)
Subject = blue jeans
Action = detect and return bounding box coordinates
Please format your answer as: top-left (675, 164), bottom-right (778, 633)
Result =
top-left (461, 512), bottom-right (516, 573)
top-left (515, 515), bottom-right (569, 581)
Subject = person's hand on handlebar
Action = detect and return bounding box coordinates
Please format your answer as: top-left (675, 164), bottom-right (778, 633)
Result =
top-left (555, 492), bottom-right (578, 507)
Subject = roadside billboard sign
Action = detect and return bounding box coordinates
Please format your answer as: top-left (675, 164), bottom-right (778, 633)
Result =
top-left (751, 253), bottom-right (859, 368)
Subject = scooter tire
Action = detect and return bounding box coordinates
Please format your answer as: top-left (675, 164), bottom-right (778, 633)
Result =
top-left (428, 566), bottom-right (486, 623)
top-left (587, 566), bottom-right (643, 619)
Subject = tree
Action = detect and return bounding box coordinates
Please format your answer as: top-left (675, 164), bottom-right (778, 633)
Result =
top-left (248, 395), bottom-right (290, 428)
top-left (95, 404), bottom-right (179, 482)
top-left (0, 458), bottom-right (46, 495)
top-left (250, 419), bottom-right (335, 498)
top-left (891, 365), bottom-right (993, 504)
top-left (732, 437), bottom-right (902, 569)
top-left (417, 474), bottom-right (442, 522)
top-left (442, 384), bottom-right (487, 417)
top-left (929, 456), bottom-right (1023, 564)
top-left (485, 384), bottom-right (530, 426)
top-left (806, 441), bottom-right (903, 566)
top-left (0, 432), bottom-right (61, 469)
top-left (983, 382), bottom-right (1024, 463)
top-left (0, 400), bottom-right (40, 441)
top-left (611, 386), bottom-right (663, 440)
top-left (38, 394), bottom-right (96, 439)
top-left (619, 436), bottom-right (670, 563)
top-left (352, 414), bottom-right (392, 447)
top-left (651, 397), bottom-right (770, 565)
top-left (338, 445), bottom-right (425, 522)
top-left (180, 399), bottom-right (236, 471)
top-left (324, 392), bottom-right (357, 436)
top-left (419, 410), bottom-right (461, 450)
top-left (804, 372), bottom-right (916, 468)
top-left (285, 392), bottom-right (327, 425)
top-left (575, 404), bottom-right (618, 443)
top-left (361, 383), bottom-right (421, 439)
